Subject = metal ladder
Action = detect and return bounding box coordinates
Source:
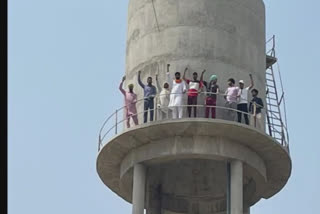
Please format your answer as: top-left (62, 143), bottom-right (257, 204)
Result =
top-left (265, 36), bottom-right (288, 147)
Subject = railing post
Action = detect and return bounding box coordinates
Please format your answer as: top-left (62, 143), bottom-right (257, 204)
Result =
top-left (115, 110), bottom-right (118, 135)
top-left (154, 96), bottom-right (158, 121)
top-left (253, 103), bottom-right (257, 128)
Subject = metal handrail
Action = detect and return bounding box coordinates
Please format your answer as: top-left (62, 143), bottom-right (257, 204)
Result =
top-left (266, 35), bottom-right (276, 57)
top-left (98, 91), bottom-right (289, 151)
top-left (99, 92), bottom-right (246, 140)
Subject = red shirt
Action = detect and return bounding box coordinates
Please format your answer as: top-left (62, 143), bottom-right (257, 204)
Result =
top-left (186, 79), bottom-right (203, 97)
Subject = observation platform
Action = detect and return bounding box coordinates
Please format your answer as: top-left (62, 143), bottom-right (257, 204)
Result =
top-left (97, 117), bottom-right (291, 212)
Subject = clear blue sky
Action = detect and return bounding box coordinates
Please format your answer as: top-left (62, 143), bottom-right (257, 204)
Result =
top-left (8, 0), bottom-right (320, 213)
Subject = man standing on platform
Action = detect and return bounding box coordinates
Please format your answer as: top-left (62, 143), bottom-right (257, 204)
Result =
top-left (138, 70), bottom-right (157, 123)
top-left (119, 76), bottom-right (139, 128)
top-left (224, 78), bottom-right (239, 121)
top-left (249, 89), bottom-right (264, 130)
top-left (237, 74), bottom-right (254, 125)
top-left (168, 65), bottom-right (187, 119)
top-left (183, 68), bottom-right (203, 118)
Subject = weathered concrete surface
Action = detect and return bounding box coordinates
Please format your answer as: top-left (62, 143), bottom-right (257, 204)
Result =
top-left (118, 135), bottom-right (267, 211)
top-left (124, 0), bottom-right (266, 126)
top-left (120, 136), bottom-right (266, 180)
top-left (97, 119), bottom-right (291, 211)
top-left (142, 159), bottom-right (257, 214)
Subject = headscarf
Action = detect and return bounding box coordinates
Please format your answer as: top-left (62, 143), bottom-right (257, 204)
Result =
top-left (210, 75), bottom-right (217, 82)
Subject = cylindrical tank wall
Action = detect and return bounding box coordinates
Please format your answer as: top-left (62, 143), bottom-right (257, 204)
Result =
top-left (125, 0), bottom-right (266, 123)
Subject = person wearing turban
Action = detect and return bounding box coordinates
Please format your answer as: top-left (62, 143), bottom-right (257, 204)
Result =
top-left (119, 76), bottom-right (138, 128)
top-left (168, 65), bottom-right (187, 119)
top-left (201, 71), bottom-right (220, 119)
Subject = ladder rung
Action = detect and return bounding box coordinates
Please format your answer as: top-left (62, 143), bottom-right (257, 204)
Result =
top-left (270, 125), bottom-right (282, 129)
top-left (272, 130), bottom-right (282, 134)
top-left (269, 110), bottom-right (280, 114)
top-left (267, 97), bottom-right (278, 101)
top-left (269, 123), bottom-right (282, 127)
top-left (269, 116), bottom-right (281, 119)
top-left (268, 104), bottom-right (279, 107)
top-left (267, 90), bottom-right (276, 94)
top-left (266, 89), bottom-right (276, 93)
top-left (266, 85), bottom-right (276, 88)
top-left (269, 118), bottom-right (281, 122)
top-left (268, 115), bottom-right (281, 120)
top-left (267, 91), bottom-right (277, 95)
top-left (266, 78), bottom-right (275, 82)
top-left (267, 107), bottom-right (279, 111)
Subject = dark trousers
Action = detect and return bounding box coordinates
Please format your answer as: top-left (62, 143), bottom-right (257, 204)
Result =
top-left (205, 97), bottom-right (217, 118)
top-left (187, 96), bottom-right (198, 118)
top-left (144, 98), bottom-right (154, 123)
top-left (237, 103), bottom-right (249, 125)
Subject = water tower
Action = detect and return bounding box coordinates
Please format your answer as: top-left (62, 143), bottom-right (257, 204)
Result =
top-left (97, 0), bottom-right (291, 214)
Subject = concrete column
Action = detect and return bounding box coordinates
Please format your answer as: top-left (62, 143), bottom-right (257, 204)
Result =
top-left (132, 164), bottom-right (146, 214)
top-left (231, 160), bottom-right (243, 214)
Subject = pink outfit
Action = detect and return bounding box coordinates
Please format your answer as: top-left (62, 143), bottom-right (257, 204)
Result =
top-left (225, 86), bottom-right (239, 103)
top-left (119, 82), bottom-right (138, 128)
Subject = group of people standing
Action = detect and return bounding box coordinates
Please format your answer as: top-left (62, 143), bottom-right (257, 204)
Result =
top-left (119, 64), bottom-right (264, 129)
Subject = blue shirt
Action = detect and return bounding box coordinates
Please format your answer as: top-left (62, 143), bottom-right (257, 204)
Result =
top-left (138, 77), bottom-right (157, 99)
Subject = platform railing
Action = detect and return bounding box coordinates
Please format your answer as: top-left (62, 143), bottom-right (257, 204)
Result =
top-left (98, 92), bottom-right (289, 152)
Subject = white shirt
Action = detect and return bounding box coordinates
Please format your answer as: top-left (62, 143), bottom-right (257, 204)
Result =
top-left (166, 72), bottom-right (187, 107)
top-left (169, 80), bottom-right (186, 107)
top-left (238, 87), bottom-right (250, 104)
top-left (159, 89), bottom-right (170, 107)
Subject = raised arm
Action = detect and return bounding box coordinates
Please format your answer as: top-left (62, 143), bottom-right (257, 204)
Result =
top-left (166, 64), bottom-right (172, 88)
top-left (156, 74), bottom-right (162, 92)
top-left (182, 80), bottom-right (187, 93)
top-left (119, 76), bottom-right (126, 95)
top-left (248, 74), bottom-right (254, 90)
top-left (183, 67), bottom-right (188, 82)
top-left (200, 69), bottom-right (206, 82)
top-left (137, 70), bottom-right (145, 89)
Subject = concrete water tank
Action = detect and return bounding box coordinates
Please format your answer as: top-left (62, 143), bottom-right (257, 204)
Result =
top-left (97, 1), bottom-right (291, 214)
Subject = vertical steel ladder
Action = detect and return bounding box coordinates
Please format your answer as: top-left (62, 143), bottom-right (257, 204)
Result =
top-left (265, 35), bottom-right (288, 148)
